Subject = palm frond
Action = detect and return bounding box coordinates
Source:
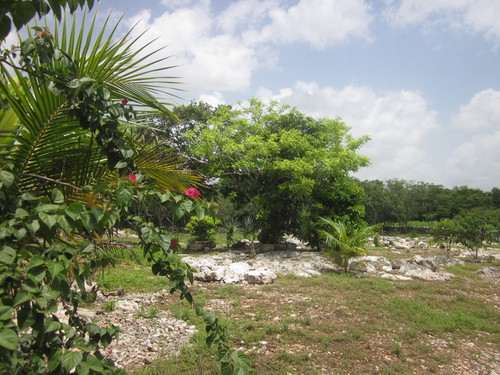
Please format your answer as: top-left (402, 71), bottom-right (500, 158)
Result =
top-left (134, 142), bottom-right (201, 193)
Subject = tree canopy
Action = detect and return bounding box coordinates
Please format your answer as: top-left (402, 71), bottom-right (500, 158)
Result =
top-left (179, 99), bottom-right (370, 244)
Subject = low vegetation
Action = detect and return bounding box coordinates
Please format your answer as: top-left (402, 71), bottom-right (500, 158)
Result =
top-left (106, 242), bottom-right (499, 375)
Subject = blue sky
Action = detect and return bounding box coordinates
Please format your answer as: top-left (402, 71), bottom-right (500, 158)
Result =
top-left (98, 0), bottom-right (500, 190)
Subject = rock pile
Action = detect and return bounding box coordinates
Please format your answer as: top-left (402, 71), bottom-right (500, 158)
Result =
top-left (181, 250), bottom-right (337, 284)
top-left (349, 255), bottom-right (464, 281)
top-left (182, 249), bottom-right (468, 284)
top-left (56, 290), bottom-right (196, 369)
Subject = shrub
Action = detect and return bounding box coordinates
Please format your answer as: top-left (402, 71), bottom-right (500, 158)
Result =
top-left (185, 215), bottom-right (221, 241)
top-left (318, 218), bottom-right (375, 272)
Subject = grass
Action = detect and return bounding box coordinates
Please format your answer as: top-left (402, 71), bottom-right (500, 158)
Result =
top-left (97, 241), bottom-right (499, 375)
top-left (96, 263), bottom-right (172, 293)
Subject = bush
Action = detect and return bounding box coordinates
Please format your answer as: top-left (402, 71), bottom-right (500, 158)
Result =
top-left (185, 215), bottom-right (221, 241)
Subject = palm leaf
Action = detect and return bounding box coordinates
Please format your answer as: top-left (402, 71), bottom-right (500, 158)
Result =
top-left (134, 142), bottom-right (201, 193)
top-left (0, 8), bottom-right (190, 197)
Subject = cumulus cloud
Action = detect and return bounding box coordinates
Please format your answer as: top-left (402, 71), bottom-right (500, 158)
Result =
top-left (121, 0), bottom-right (374, 99)
top-left (384, 0), bottom-right (500, 42)
top-left (250, 0), bottom-right (374, 49)
top-left (257, 82), bottom-right (439, 181)
top-left (199, 91), bottom-right (226, 106)
top-left (453, 89), bottom-right (500, 131)
top-left (445, 131), bottom-right (500, 190)
top-left (123, 3), bottom-right (259, 95)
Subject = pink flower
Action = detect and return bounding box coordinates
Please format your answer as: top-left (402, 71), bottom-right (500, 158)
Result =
top-left (121, 98), bottom-right (129, 105)
top-left (185, 187), bottom-right (200, 198)
top-left (125, 174), bottom-right (137, 182)
top-left (170, 240), bottom-right (179, 248)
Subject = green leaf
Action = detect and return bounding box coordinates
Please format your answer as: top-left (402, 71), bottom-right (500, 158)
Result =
top-left (47, 348), bottom-right (62, 372)
top-left (45, 320), bottom-right (62, 333)
top-left (114, 160), bottom-right (128, 169)
top-left (0, 328), bottom-right (19, 350)
top-left (15, 208), bottom-right (29, 218)
top-left (116, 187), bottom-right (133, 206)
top-left (27, 255), bottom-right (44, 270)
top-left (62, 350), bottom-right (83, 372)
top-left (38, 212), bottom-right (57, 229)
top-left (28, 266), bottom-right (46, 284)
top-left (14, 227), bottom-right (27, 240)
top-left (17, 306), bottom-right (36, 329)
top-left (0, 306), bottom-right (13, 320)
top-left (0, 246), bottom-right (16, 265)
top-left (86, 354), bottom-right (104, 372)
top-left (47, 261), bottom-right (65, 279)
top-left (0, 170), bottom-right (14, 188)
top-left (26, 220), bottom-right (40, 233)
top-left (52, 188), bottom-right (64, 204)
top-left (57, 215), bottom-right (72, 233)
top-left (13, 291), bottom-right (32, 307)
top-left (65, 203), bottom-right (84, 219)
top-left (47, 0), bottom-right (62, 20)
top-left (221, 362), bottom-right (234, 375)
top-left (11, 2), bottom-right (37, 29)
top-left (77, 361), bottom-right (90, 375)
top-left (0, 15), bottom-right (12, 41)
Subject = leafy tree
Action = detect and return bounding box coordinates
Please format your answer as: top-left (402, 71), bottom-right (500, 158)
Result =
top-left (360, 179), bottom-right (394, 224)
top-left (490, 188), bottom-right (500, 208)
top-left (0, 8), bottom-right (254, 375)
top-left (430, 218), bottom-right (457, 257)
top-left (183, 99), bottom-right (370, 244)
top-left (453, 210), bottom-right (497, 259)
top-left (318, 218), bottom-right (375, 272)
top-left (449, 186), bottom-right (490, 217)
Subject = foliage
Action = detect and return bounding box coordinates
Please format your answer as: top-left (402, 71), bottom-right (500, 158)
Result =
top-left (318, 218), bottom-right (375, 272)
top-left (0, 8), bottom-right (254, 375)
top-left (0, 0), bottom-right (95, 41)
top-left (361, 179), bottom-right (499, 225)
top-left (452, 210), bottom-right (497, 259)
top-left (430, 218), bottom-right (457, 257)
top-left (181, 99), bottom-right (369, 244)
top-left (185, 215), bottom-right (221, 241)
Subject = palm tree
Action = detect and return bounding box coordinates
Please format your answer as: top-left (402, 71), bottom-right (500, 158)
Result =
top-left (0, 10), bottom-right (199, 196)
top-left (318, 218), bottom-right (375, 272)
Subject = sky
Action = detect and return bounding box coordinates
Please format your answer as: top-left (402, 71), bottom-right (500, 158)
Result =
top-left (100, 1), bottom-right (499, 190)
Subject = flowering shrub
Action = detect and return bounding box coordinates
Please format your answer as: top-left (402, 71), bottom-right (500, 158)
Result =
top-left (185, 187), bottom-right (200, 198)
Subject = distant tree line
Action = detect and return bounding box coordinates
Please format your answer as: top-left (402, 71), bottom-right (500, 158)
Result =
top-left (360, 179), bottom-right (500, 225)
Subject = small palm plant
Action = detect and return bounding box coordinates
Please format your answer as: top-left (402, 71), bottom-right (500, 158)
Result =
top-left (318, 218), bottom-right (375, 273)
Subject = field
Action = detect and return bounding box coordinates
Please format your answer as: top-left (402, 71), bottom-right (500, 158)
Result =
top-left (97, 241), bottom-right (499, 375)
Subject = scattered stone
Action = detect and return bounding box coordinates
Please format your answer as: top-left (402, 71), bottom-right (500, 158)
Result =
top-left (381, 273), bottom-right (413, 281)
top-left (244, 269), bottom-right (277, 284)
top-left (116, 300), bottom-right (139, 312)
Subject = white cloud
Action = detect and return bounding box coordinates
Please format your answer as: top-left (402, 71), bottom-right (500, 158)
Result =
top-left (454, 89), bottom-right (500, 131)
top-left (384, 0), bottom-right (500, 42)
top-left (257, 82), bottom-right (439, 181)
top-left (123, 3), bottom-right (260, 95)
top-left (445, 131), bottom-right (500, 190)
top-left (198, 91), bottom-right (226, 106)
top-left (121, 0), bottom-right (374, 98)
top-left (253, 0), bottom-right (374, 49)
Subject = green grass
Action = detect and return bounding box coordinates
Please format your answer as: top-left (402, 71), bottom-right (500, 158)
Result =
top-left (96, 264), bottom-right (172, 293)
top-left (99, 237), bottom-right (500, 375)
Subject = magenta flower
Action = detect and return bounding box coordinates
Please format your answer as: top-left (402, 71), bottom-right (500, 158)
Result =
top-left (121, 98), bottom-right (129, 105)
top-left (170, 240), bottom-right (179, 248)
top-left (125, 174), bottom-right (137, 182)
top-left (185, 187), bottom-right (200, 198)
